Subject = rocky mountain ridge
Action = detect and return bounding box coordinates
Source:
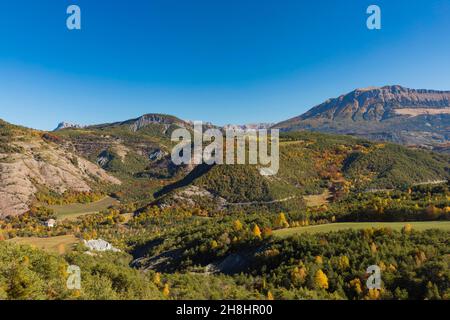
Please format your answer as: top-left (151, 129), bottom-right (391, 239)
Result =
top-left (274, 85), bottom-right (450, 150)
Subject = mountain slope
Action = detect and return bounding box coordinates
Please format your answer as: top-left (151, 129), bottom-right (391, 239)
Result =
top-left (50, 114), bottom-right (198, 205)
top-left (2, 110), bottom-right (449, 218)
top-left (53, 114), bottom-right (187, 176)
top-left (154, 131), bottom-right (450, 214)
top-left (0, 120), bottom-right (120, 217)
top-left (275, 85), bottom-right (450, 150)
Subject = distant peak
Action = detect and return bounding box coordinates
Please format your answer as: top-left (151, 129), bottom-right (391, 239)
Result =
top-left (353, 85), bottom-right (449, 95)
top-left (128, 113), bottom-right (185, 131)
top-left (352, 85), bottom-right (405, 93)
top-left (381, 84), bottom-right (405, 90)
top-left (222, 123), bottom-right (275, 131)
top-left (54, 121), bottom-right (84, 131)
top-left (354, 86), bottom-right (381, 92)
top-left (274, 84), bottom-right (450, 130)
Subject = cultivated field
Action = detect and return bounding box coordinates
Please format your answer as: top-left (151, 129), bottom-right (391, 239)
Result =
top-left (273, 221), bottom-right (450, 238)
top-left (7, 235), bottom-right (80, 254)
top-left (47, 196), bottom-right (118, 220)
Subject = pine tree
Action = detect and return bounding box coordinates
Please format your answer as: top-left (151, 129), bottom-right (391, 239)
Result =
top-left (425, 282), bottom-right (441, 300)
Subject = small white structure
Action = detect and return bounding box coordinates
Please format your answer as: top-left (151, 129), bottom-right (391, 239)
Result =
top-left (83, 239), bottom-right (120, 252)
top-left (45, 219), bottom-right (56, 228)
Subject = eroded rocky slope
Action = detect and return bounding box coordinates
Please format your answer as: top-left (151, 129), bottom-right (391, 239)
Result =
top-left (0, 121), bottom-right (120, 217)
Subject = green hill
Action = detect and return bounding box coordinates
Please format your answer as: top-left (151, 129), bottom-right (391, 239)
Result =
top-left (154, 131), bottom-right (449, 214)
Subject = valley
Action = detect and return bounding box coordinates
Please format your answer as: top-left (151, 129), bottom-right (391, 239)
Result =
top-left (0, 86), bottom-right (449, 300)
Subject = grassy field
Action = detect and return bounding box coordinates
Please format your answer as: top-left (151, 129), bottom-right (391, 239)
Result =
top-left (7, 235), bottom-right (80, 254)
top-left (273, 221), bottom-right (450, 238)
top-left (47, 196), bottom-right (118, 220)
top-left (303, 190), bottom-right (330, 207)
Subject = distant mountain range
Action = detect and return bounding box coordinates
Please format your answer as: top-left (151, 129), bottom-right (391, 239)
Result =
top-left (1, 85), bottom-right (449, 217)
top-left (55, 85), bottom-right (449, 151)
top-left (54, 121), bottom-right (85, 131)
top-left (274, 85), bottom-right (450, 151)
top-left (55, 117), bottom-right (273, 133)
top-left (222, 123), bottom-right (274, 131)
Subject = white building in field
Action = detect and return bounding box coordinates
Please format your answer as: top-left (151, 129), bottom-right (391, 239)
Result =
top-left (45, 219), bottom-right (56, 228)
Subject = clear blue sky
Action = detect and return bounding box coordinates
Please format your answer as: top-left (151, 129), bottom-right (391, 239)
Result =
top-left (0, 0), bottom-right (449, 130)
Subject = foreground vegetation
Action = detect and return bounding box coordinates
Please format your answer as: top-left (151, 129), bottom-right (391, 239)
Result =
top-left (0, 226), bottom-right (448, 300)
top-left (0, 181), bottom-right (448, 300)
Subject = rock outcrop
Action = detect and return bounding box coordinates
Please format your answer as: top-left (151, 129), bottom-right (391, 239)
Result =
top-left (54, 122), bottom-right (84, 131)
top-left (274, 85), bottom-right (450, 150)
top-left (83, 239), bottom-right (120, 252)
top-left (0, 138), bottom-right (121, 218)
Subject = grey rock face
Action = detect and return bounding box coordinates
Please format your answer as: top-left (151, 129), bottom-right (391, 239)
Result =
top-left (83, 239), bottom-right (120, 252)
top-left (274, 85), bottom-right (450, 151)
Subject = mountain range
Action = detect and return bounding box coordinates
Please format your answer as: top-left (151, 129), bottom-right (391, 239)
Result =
top-left (0, 85), bottom-right (449, 217)
top-left (274, 85), bottom-right (450, 151)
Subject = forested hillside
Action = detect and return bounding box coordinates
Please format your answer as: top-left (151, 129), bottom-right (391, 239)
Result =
top-left (157, 131), bottom-right (449, 215)
top-left (0, 115), bottom-right (449, 301)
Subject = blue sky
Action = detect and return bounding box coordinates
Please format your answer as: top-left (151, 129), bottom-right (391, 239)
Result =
top-left (0, 0), bottom-right (449, 130)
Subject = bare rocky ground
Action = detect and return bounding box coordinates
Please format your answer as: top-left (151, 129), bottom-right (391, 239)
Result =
top-left (0, 138), bottom-right (120, 218)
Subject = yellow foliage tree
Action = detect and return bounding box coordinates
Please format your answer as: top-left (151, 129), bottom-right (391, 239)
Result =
top-left (315, 255), bottom-right (323, 264)
top-left (153, 272), bottom-right (161, 286)
top-left (388, 264), bottom-right (397, 272)
top-left (339, 255), bottom-right (350, 270)
top-left (291, 266), bottom-right (307, 285)
top-left (210, 240), bottom-right (219, 249)
top-left (349, 278), bottom-right (363, 296)
top-left (252, 224), bottom-right (262, 239)
top-left (370, 242), bottom-right (377, 254)
top-left (162, 283), bottom-right (170, 298)
top-left (275, 213), bottom-right (289, 228)
top-left (366, 289), bottom-right (380, 300)
top-left (314, 269), bottom-right (329, 289)
top-left (233, 219), bottom-right (243, 231)
top-left (402, 224), bottom-right (413, 234)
